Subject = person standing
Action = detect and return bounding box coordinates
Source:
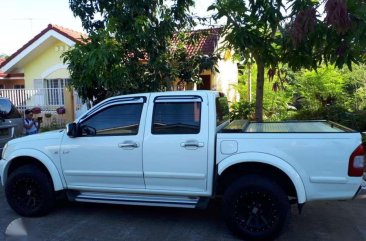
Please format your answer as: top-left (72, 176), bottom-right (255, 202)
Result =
top-left (23, 109), bottom-right (39, 135)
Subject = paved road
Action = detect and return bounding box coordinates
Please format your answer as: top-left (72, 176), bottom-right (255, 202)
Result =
top-left (1, 186), bottom-right (366, 241)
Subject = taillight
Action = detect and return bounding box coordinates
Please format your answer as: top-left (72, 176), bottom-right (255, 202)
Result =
top-left (348, 144), bottom-right (365, 177)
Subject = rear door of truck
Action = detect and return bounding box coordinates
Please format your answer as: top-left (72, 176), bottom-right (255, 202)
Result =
top-left (142, 93), bottom-right (209, 192)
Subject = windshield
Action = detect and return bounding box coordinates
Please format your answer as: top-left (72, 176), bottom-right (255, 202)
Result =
top-left (0, 99), bottom-right (21, 119)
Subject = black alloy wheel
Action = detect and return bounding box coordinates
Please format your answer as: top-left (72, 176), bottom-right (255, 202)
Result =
top-left (5, 165), bottom-right (55, 217)
top-left (224, 175), bottom-right (290, 241)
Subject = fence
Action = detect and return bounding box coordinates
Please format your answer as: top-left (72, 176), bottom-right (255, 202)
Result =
top-left (0, 88), bottom-right (84, 128)
top-left (0, 88), bottom-right (66, 111)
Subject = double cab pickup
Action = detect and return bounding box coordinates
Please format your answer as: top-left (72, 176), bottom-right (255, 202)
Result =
top-left (1, 91), bottom-right (364, 240)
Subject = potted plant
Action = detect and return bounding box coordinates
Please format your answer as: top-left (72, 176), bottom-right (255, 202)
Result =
top-left (56, 107), bottom-right (66, 115)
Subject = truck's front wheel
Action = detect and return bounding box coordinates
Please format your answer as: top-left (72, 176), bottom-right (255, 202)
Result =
top-left (5, 165), bottom-right (55, 217)
top-left (224, 175), bottom-right (290, 241)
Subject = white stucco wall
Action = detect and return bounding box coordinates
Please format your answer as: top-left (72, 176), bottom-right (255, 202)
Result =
top-left (213, 57), bottom-right (239, 103)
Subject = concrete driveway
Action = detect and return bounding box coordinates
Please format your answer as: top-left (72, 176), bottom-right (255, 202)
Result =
top-left (1, 186), bottom-right (366, 241)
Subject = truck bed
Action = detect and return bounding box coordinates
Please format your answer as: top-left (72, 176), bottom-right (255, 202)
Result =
top-left (221, 120), bottom-right (355, 133)
top-left (217, 120), bottom-right (362, 202)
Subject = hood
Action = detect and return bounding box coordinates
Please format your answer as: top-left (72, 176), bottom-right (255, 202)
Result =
top-left (8, 129), bottom-right (65, 145)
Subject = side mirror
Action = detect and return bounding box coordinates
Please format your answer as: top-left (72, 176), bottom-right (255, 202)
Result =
top-left (66, 123), bottom-right (77, 138)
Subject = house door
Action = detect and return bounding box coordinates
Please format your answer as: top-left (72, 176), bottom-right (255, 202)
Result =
top-left (197, 75), bottom-right (211, 90)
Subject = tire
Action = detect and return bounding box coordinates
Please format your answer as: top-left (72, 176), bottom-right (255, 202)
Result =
top-left (5, 165), bottom-right (55, 217)
top-left (223, 175), bottom-right (290, 241)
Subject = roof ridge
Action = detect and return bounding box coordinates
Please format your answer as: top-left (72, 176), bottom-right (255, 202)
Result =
top-left (50, 24), bottom-right (85, 35)
top-left (0, 24), bottom-right (84, 70)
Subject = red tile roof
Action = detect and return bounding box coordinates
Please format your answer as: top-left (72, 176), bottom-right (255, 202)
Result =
top-left (0, 24), bottom-right (86, 69)
top-left (51, 24), bottom-right (87, 42)
top-left (184, 28), bottom-right (221, 56)
top-left (0, 58), bottom-right (6, 76)
top-left (0, 25), bottom-right (220, 71)
top-left (0, 73), bottom-right (24, 78)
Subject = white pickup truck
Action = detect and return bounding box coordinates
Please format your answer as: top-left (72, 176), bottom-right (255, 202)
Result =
top-left (0, 91), bottom-right (365, 240)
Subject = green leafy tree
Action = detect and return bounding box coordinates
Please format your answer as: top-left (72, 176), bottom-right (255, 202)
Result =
top-left (63, 0), bottom-right (218, 104)
top-left (210, 0), bottom-right (366, 121)
top-left (292, 67), bottom-right (345, 110)
top-left (340, 64), bottom-right (366, 111)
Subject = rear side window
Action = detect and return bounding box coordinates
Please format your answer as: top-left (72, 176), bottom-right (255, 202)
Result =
top-left (152, 102), bottom-right (201, 134)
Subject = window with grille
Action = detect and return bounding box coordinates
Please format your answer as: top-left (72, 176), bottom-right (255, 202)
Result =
top-left (44, 79), bottom-right (70, 105)
top-left (14, 85), bottom-right (24, 89)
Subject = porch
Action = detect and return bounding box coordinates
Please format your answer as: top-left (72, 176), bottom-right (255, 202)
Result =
top-left (0, 88), bottom-right (84, 128)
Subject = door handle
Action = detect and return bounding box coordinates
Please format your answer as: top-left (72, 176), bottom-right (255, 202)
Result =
top-left (181, 141), bottom-right (204, 148)
top-left (118, 142), bottom-right (139, 149)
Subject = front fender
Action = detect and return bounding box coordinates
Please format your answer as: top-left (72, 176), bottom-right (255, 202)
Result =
top-left (218, 152), bottom-right (306, 203)
top-left (2, 149), bottom-right (64, 191)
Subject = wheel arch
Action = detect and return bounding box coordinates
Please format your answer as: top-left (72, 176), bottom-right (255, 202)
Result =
top-left (2, 149), bottom-right (64, 191)
top-left (217, 152), bottom-right (306, 203)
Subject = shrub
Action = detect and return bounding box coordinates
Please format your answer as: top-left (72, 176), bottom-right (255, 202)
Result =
top-left (231, 101), bottom-right (255, 121)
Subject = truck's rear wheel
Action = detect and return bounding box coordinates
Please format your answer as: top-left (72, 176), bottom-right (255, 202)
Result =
top-left (224, 175), bottom-right (290, 241)
top-left (5, 165), bottom-right (55, 217)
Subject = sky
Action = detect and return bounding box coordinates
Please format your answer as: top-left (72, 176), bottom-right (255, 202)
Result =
top-left (0, 0), bottom-right (214, 56)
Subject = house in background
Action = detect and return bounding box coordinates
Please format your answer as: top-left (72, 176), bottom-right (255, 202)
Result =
top-left (0, 24), bottom-right (238, 123)
top-left (173, 28), bottom-right (239, 102)
top-left (0, 58), bottom-right (24, 89)
top-left (0, 24), bottom-right (85, 90)
top-left (0, 24), bottom-right (86, 121)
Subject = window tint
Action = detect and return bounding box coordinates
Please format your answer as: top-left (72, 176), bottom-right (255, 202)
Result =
top-left (81, 104), bottom-right (143, 136)
top-left (152, 102), bottom-right (201, 134)
top-left (216, 97), bottom-right (229, 126)
top-left (0, 99), bottom-right (21, 119)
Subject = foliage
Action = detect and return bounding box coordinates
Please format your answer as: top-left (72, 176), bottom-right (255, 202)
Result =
top-left (233, 62), bottom-right (366, 131)
top-left (233, 63), bottom-right (294, 121)
top-left (217, 96), bottom-right (230, 120)
top-left (339, 64), bottom-right (366, 111)
top-left (281, 64), bottom-right (366, 131)
top-left (210, 0), bottom-right (366, 121)
top-left (40, 123), bottom-right (65, 132)
top-left (289, 67), bottom-right (345, 111)
top-left (230, 100), bottom-right (255, 121)
top-left (64, 0), bottom-right (218, 104)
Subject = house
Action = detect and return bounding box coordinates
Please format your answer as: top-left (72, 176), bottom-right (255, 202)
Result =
top-left (0, 58), bottom-right (24, 89)
top-left (0, 24), bottom-right (86, 120)
top-left (172, 28), bottom-right (239, 102)
top-left (0, 24), bottom-right (238, 122)
top-left (0, 24), bottom-right (85, 90)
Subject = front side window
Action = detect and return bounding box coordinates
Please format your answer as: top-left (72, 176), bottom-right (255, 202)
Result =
top-left (152, 102), bottom-right (201, 134)
top-left (81, 103), bottom-right (143, 136)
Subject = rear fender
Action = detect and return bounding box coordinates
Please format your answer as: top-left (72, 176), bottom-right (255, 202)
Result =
top-left (218, 152), bottom-right (306, 203)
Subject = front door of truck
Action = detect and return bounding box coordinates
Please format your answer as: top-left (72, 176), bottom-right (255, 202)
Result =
top-left (60, 97), bottom-right (147, 190)
top-left (143, 94), bottom-right (209, 192)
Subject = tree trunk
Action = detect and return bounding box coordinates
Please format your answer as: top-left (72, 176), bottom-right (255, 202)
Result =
top-left (248, 62), bottom-right (252, 103)
top-left (255, 59), bottom-right (265, 122)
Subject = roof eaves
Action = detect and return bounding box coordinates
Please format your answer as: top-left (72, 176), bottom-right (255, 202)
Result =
top-left (0, 24), bottom-right (85, 70)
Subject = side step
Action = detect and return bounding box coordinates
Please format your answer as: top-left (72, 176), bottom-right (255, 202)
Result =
top-left (73, 192), bottom-right (200, 208)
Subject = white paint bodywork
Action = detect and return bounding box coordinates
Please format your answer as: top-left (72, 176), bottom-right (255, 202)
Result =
top-left (0, 91), bottom-right (363, 205)
top-left (216, 132), bottom-right (362, 203)
top-left (0, 130), bottom-right (66, 190)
